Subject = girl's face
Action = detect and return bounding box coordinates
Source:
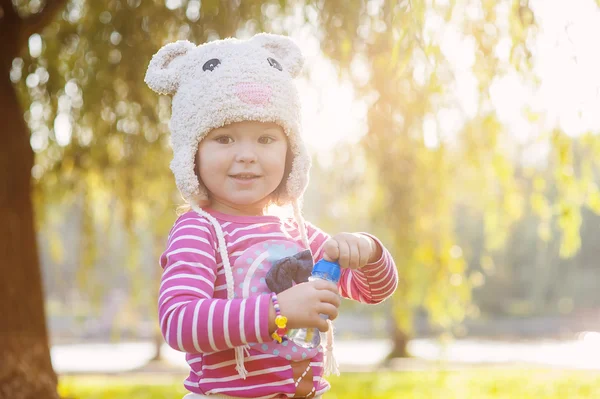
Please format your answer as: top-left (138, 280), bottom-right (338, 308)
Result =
top-left (197, 121), bottom-right (288, 216)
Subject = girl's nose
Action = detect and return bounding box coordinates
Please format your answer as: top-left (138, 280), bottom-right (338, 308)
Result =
top-left (235, 144), bottom-right (258, 163)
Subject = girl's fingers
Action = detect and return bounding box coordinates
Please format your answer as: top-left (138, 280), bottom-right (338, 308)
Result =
top-left (358, 236), bottom-right (371, 268)
top-left (337, 240), bottom-right (350, 268)
top-left (323, 239), bottom-right (339, 262)
top-left (311, 279), bottom-right (339, 295)
top-left (348, 241), bottom-right (360, 269)
top-left (316, 303), bottom-right (339, 321)
top-left (316, 317), bottom-right (330, 332)
top-left (317, 288), bottom-right (341, 308)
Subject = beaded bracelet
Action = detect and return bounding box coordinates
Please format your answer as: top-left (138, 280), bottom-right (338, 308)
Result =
top-left (270, 292), bottom-right (288, 343)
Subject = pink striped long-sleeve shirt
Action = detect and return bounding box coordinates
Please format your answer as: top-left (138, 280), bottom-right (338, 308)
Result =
top-left (158, 208), bottom-right (397, 398)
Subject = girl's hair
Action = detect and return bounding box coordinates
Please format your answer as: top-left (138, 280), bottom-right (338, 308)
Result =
top-left (176, 146), bottom-right (294, 216)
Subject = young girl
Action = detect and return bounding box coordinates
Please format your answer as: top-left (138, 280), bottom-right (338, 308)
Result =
top-left (145, 33), bottom-right (398, 399)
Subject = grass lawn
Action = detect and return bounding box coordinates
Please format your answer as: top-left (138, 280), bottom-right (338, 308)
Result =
top-left (59, 368), bottom-right (600, 399)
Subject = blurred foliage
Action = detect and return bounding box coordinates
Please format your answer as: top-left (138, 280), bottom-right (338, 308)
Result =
top-left (59, 370), bottom-right (600, 399)
top-left (315, 0), bottom-right (527, 336)
top-left (303, 0), bottom-right (600, 339)
top-left (10, 0), bottom-right (600, 353)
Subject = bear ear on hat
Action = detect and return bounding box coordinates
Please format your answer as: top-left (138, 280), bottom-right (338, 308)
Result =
top-left (250, 33), bottom-right (304, 78)
top-left (145, 40), bottom-right (196, 95)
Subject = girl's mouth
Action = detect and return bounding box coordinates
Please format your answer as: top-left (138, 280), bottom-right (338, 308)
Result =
top-left (230, 174), bottom-right (261, 179)
top-left (229, 174), bottom-right (262, 183)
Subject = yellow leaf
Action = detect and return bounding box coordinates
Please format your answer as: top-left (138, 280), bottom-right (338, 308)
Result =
top-left (341, 37), bottom-right (352, 58)
top-left (588, 189), bottom-right (600, 214)
top-left (560, 230), bottom-right (581, 258)
top-left (530, 193), bottom-right (550, 218)
top-left (389, 32), bottom-right (405, 68)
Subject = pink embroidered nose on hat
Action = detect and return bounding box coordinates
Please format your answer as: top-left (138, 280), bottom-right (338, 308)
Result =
top-left (235, 82), bottom-right (272, 106)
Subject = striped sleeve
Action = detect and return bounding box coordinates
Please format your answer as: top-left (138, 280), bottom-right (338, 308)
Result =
top-left (304, 220), bottom-right (330, 262)
top-left (341, 233), bottom-right (398, 304)
top-left (158, 215), bottom-right (273, 354)
top-left (304, 222), bottom-right (398, 304)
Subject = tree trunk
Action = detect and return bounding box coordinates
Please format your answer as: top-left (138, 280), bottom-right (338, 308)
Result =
top-left (0, 31), bottom-right (60, 399)
top-left (151, 329), bottom-right (163, 361)
top-left (387, 323), bottom-right (410, 359)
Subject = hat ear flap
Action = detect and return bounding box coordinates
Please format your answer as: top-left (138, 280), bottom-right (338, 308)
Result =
top-left (145, 40), bottom-right (196, 95)
top-left (250, 33), bottom-right (304, 78)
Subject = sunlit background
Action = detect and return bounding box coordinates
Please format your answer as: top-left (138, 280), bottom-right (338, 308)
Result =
top-left (4, 0), bottom-right (600, 397)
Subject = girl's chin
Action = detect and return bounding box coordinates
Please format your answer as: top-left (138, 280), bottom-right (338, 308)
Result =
top-left (222, 189), bottom-right (276, 204)
top-left (216, 194), bottom-right (273, 208)
top-left (230, 197), bottom-right (271, 207)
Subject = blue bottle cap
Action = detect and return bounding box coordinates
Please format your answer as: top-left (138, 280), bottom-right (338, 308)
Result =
top-left (312, 259), bottom-right (341, 283)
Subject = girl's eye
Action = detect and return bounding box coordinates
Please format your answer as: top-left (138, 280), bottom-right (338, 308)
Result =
top-left (215, 136), bottom-right (233, 144)
top-left (258, 136), bottom-right (275, 144)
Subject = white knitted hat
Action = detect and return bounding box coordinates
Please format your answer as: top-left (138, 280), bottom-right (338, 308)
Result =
top-left (144, 33), bottom-right (311, 208)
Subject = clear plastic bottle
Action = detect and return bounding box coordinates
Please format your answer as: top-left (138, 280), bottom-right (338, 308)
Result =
top-left (287, 259), bottom-right (341, 349)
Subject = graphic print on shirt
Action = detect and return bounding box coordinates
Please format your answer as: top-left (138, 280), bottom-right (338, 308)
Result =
top-left (231, 239), bottom-right (322, 361)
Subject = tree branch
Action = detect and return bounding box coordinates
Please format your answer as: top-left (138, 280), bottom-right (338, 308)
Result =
top-left (0, 0), bottom-right (23, 61)
top-left (18, 0), bottom-right (68, 50)
top-left (0, 0), bottom-right (18, 20)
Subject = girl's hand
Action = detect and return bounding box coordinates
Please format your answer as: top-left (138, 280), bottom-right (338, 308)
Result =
top-left (270, 280), bottom-right (340, 333)
top-left (323, 233), bottom-right (381, 269)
